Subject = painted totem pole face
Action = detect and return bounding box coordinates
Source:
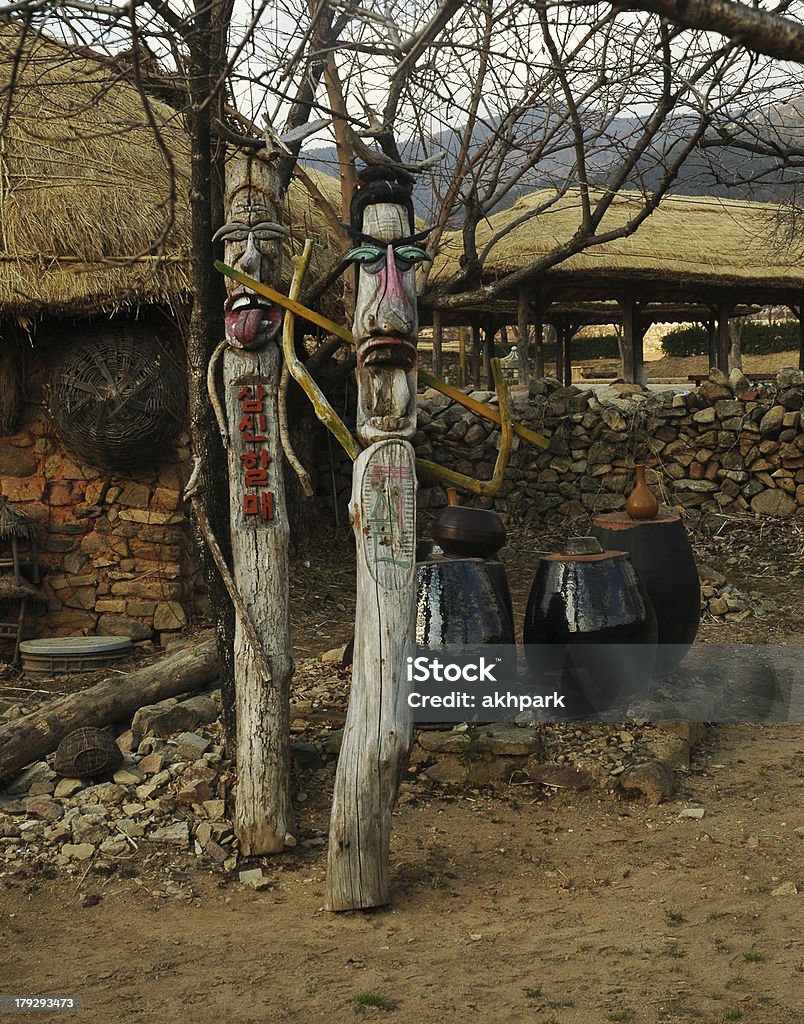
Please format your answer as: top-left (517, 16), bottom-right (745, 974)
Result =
top-left (213, 152), bottom-right (288, 349)
top-left (348, 202), bottom-right (429, 446)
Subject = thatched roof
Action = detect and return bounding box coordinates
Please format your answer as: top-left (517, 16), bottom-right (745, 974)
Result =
top-left (429, 189), bottom-right (804, 297)
top-left (0, 24), bottom-right (343, 319)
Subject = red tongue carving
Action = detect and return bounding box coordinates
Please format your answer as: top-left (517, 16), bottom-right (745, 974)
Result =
top-left (234, 308), bottom-right (264, 347)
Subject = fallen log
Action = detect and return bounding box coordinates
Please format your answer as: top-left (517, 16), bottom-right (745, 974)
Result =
top-left (0, 633), bottom-right (219, 782)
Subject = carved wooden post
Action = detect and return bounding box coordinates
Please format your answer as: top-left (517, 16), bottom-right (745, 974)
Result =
top-left (327, 439), bottom-right (416, 910)
top-left (215, 150), bottom-right (294, 854)
top-left (327, 166), bottom-right (427, 910)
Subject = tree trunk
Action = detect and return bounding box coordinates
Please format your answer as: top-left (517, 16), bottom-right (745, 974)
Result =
top-left (0, 637), bottom-right (218, 781)
top-left (224, 344), bottom-right (294, 855)
top-left (326, 439), bottom-right (416, 911)
top-left (185, 8), bottom-right (237, 755)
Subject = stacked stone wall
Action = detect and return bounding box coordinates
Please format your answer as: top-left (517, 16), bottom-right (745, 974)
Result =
top-left (319, 367), bottom-right (804, 522)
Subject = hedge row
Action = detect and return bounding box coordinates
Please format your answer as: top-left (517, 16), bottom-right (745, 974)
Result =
top-left (501, 334), bottom-right (622, 362)
top-left (661, 321), bottom-right (800, 357)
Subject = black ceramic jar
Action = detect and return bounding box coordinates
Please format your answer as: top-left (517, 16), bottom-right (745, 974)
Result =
top-left (590, 510), bottom-right (700, 676)
top-left (522, 538), bottom-right (658, 714)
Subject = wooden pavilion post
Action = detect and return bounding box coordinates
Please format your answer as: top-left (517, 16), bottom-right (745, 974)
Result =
top-left (471, 324), bottom-right (482, 388)
top-left (716, 302), bottom-right (733, 373)
top-left (534, 318), bottom-right (545, 381)
top-left (619, 295), bottom-right (646, 385)
top-left (706, 319), bottom-right (717, 370)
top-left (482, 318), bottom-right (494, 388)
top-left (554, 321), bottom-right (565, 385)
top-left (458, 326), bottom-right (468, 387)
top-left (516, 288), bottom-right (531, 385)
top-left (432, 309), bottom-right (443, 379)
top-left (562, 323), bottom-right (573, 386)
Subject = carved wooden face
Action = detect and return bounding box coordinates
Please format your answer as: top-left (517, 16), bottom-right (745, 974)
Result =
top-left (214, 153), bottom-right (287, 349)
top-left (348, 202), bottom-right (428, 446)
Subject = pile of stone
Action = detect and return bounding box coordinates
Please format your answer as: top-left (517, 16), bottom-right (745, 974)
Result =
top-left (0, 692), bottom-right (241, 877)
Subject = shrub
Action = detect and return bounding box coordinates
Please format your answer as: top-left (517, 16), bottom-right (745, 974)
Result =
top-left (661, 321), bottom-right (799, 357)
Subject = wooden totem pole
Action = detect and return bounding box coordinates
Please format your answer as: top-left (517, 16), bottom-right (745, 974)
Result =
top-left (326, 167), bottom-right (431, 910)
top-left (212, 151), bottom-right (294, 854)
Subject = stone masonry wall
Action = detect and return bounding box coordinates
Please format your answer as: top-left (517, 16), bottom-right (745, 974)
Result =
top-left (319, 367), bottom-right (804, 522)
top-left (0, 352), bottom-right (203, 641)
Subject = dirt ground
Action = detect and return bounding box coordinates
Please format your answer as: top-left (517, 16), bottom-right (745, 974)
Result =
top-left (0, 722), bottom-right (801, 1024)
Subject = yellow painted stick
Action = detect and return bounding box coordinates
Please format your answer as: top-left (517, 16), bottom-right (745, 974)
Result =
top-left (419, 369), bottom-right (548, 450)
top-left (215, 260), bottom-right (548, 451)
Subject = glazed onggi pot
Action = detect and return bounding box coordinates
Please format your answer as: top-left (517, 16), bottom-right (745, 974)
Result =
top-left (523, 537), bottom-right (657, 714)
top-left (416, 557), bottom-right (514, 647)
top-left (590, 509), bottom-right (700, 676)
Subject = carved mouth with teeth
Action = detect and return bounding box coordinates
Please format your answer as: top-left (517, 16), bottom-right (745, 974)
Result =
top-left (224, 288), bottom-right (282, 349)
top-left (356, 336), bottom-right (418, 442)
top-left (358, 337), bottom-right (418, 372)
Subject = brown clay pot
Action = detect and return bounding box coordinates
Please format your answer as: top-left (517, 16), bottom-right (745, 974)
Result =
top-left (625, 464), bottom-right (659, 521)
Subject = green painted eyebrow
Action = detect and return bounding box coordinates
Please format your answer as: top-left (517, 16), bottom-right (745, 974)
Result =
top-left (394, 244), bottom-right (431, 263)
top-left (343, 245), bottom-right (384, 263)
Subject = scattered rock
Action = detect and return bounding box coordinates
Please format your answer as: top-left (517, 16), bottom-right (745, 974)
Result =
top-left (5, 762), bottom-right (55, 795)
top-left (23, 797), bottom-right (64, 821)
top-left (54, 778), bottom-right (85, 800)
top-left (179, 695), bottom-right (219, 725)
top-left (678, 807), bottom-right (706, 820)
top-left (131, 701), bottom-right (199, 744)
top-left (770, 881), bottom-right (798, 897)
top-left (61, 842), bottom-right (96, 861)
top-left (619, 761), bottom-right (675, 803)
top-left (149, 822), bottom-right (190, 847)
top-left (175, 732), bottom-right (211, 761)
top-left (320, 645), bottom-right (347, 664)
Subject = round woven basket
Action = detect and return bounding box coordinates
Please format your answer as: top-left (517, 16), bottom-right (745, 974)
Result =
top-left (49, 325), bottom-right (186, 470)
top-left (53, 727), bottom-right (123, 779)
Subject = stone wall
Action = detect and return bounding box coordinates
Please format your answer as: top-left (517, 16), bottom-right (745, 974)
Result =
top-left (320, 367), bottom-right (804, 522)
top-left (0, 350), bottom-right (203, 642)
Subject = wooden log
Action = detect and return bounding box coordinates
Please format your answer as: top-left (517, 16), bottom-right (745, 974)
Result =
top-left (326, 438), bottom-right (417, 911)
top-left (0, 636), bottom-right (219, 781)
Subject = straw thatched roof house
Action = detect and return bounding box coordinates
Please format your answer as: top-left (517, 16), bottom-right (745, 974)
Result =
top-left (430, 189), bottom-right (804, 309)
top-left (0, 23), bottom-right (345, 646)
top-left (0, 22), bottom-right (342, 321)
top-left (427, 189), bottom-right (804, 382)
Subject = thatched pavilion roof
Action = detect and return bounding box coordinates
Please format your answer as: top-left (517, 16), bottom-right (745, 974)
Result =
top-left (429, 189), bottom-right (804, 313)
top-left (0, 24), bottom-right (342, 320)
